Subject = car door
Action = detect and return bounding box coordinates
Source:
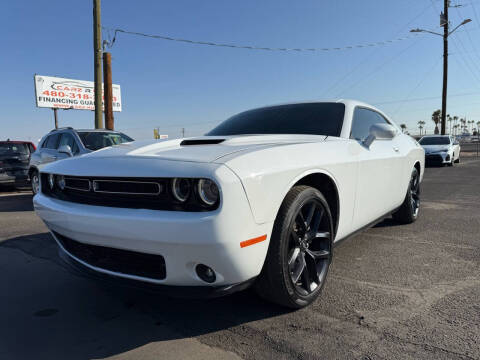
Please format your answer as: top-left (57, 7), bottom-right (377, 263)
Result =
top-left (349, 107), bottom-right (403, 229)
top-left (40, 133), bottom-right (61, 165)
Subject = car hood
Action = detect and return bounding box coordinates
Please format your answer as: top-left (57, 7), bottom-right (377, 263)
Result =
top-left (421, 144), bottom-right (450, 153)
top-left (69, 135), bottom-right (329, 164)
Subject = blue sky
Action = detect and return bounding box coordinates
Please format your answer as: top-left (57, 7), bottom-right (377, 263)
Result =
top-left (1, 0), bottom-right (480, 143)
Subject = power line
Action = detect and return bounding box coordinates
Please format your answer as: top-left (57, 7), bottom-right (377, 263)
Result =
top-left (373, 90), bottom-right (480, 105)
top-left (103, 27), bottom-right (419, 53)
top-left (391, 55), bottom-right (443, 116)
top-left (334, 38), bottom-right (421, 97)
top-left (320, 2), bottom-right (435, 98)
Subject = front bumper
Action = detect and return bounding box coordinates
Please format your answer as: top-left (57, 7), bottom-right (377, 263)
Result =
top-left (0, 173), bottom-right (15, 185)
top-left (33, 165), bottom-right (273, 288)
top-left (0, 168), bottom-right (29, 186)
top-left (425, 152), bottom-right (451, 164)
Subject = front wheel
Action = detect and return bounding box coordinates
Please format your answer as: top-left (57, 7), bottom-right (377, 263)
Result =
top-left (255, 186), bottom-right (333, 309)
top-left (30, 170), bottom-right (40, 195)
top-left (392, 167), bottom-right (420, 224)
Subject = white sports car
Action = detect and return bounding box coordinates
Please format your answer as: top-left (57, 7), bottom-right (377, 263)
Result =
top-left (34, 100), bottom-right (425, 308)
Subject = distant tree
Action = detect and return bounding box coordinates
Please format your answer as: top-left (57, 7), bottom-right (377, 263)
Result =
top-left (400, 124), bottom-right (407, 133)
top-left (418, 120), bottom-right (426, 135)
top-left (447, 114), bottom-right (453, 134)
top-left (432, 110), bottom-right (441, 134)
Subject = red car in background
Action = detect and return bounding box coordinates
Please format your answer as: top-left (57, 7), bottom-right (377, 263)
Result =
top-left (0, 140), bottom-right (36, 189)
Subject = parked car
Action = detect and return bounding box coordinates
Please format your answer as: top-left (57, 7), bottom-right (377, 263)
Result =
top-left (33, 100), bottom-right (424, 309)
top-left (29, 127), bottom-right (133, 194)
top-left (0, 140), bottom-right (36, 189)
top-left (419, 135), bottom-right (460, 166)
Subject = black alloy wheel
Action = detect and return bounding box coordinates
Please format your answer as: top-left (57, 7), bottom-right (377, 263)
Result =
top-left (287, 199), bottom-right (331, 296)
top-left (410, 169), bottom-right (420, 218)
top-left (255, 186), bottom-right (333, 308)
top-left (393, 167), bottom-right (420, 224)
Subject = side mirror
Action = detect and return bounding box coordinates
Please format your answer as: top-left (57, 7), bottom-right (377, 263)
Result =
top-left (363, 123), bottom-right (397, 147)
top-left (58, 145), bottom-right (73, 157)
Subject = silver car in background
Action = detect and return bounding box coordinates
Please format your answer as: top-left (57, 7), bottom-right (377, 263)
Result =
top-left (29, 127), bottom-right (133, 194)
top-left (419, 135), bottom-right (460, 166)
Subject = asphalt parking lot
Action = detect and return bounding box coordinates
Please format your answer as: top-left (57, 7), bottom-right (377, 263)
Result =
top-left (1, 158), bottom-right (480, 360)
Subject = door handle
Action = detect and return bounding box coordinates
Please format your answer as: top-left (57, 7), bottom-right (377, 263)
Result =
top-left (393, 147), bottom-right (399, 152)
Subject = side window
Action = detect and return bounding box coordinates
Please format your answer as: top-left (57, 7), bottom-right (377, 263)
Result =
top-left (44, 134), bottom-right (60, 149)
top-left (58, 133), bottom-right (79, 154)
top-left (350, 108), bottom-right (389, 141)
top-left (28, 144), bottom-right (35, 153)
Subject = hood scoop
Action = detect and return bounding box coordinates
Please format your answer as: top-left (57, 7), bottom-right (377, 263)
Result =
top-left (180, 139), bottom-right (225, 146)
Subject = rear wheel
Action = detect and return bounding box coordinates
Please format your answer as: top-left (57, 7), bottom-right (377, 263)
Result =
top-left (392, 167), bottom-right (420, 224)
top-left (30, 170), bottom-right (39, 195)
top-left (255, 186), bottom-right (333, 309)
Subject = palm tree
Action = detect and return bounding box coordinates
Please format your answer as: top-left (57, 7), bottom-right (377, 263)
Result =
top-left (477, 121), bottom-right (480, 135)
top-left (418, 120), bottom-right (426, 135)
top-left (460, 118), bottom-right (466, 134)
top-left (453, 124), bottom-right (459, 136)
top-left (447, 114), bottom-right (453, 134)
top-left (432, 110), bottom-right (441, 134)
top-left (469, 120), bottom-right (475, 133)
top-left (400, 124), bottom-right (407, 133)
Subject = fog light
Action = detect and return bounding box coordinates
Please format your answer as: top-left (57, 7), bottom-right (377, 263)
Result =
top-left (195, 264), bottom-right (216, 283)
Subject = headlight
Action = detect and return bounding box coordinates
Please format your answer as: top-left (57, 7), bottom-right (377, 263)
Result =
top-left (48, 174), bottom-right (55, 189)
top-left (197, 179), bottom-right (219, 206)
top-left (172, 178), bottom-right (191, 202)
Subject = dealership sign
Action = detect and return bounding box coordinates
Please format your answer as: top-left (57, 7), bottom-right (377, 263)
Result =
top-left (34, 75), bottom-right (122, 111)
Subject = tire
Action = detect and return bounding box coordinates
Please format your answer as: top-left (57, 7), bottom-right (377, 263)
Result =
top-left (448, 155), bottom-right (454, 167)
top-left (30, 170), bottom-right (40, 195)
top-left (392, 167), bottom-right (420, 224)
top-left (455, 157), bottom-right (460, 164)
top-left (255, 185), bottom-right (333, 309)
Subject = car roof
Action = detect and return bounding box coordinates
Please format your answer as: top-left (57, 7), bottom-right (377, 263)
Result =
top-left (0, 140), bottom-right (34, 144)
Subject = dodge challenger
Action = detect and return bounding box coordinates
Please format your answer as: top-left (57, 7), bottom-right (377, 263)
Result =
top-left (34, 100), bottom-right (425, 308)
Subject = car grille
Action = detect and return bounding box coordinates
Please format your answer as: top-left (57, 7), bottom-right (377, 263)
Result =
top-left (40, 174), bottom-right (213, 211)
top-left (426, 154), bottom-right (443, 162)
top-left (53, 231), bottom-right (166, 280)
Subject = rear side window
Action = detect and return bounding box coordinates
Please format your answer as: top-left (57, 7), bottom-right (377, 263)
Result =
top-left (350, 108), bottom-right (390, 141)
top-left (58, 133), bottom-right (79, 154)
top-left (44, 134), bottom-right (60, 149)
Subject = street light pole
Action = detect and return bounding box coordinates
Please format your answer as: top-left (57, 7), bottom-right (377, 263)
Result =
top-left (411, 13), bottom-right (472, 135)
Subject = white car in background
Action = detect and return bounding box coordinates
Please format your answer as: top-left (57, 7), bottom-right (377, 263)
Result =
top-left (34, 100), bottom-right (425, 309)
top-left (419, 135), bottom-right (460, 166)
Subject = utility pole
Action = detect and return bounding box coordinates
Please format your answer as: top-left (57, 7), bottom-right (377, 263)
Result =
top-left (441, 0), bottom-right (449, 135)
top-left (93, 0), bottom-right (103, 129)
top-left (103, 51), bottom-right (114, 130)
top-left (53, 108), bottom-right (58, 129)
top-left (410, 6), bottom-right (471, 135)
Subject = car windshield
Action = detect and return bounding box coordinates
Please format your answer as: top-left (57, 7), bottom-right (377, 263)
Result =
top-left (0, 142), bottom-right (29, 155)
top-left (77, 132), bottom-right (134, 151)
top-left (419, 137), bottom-right (450, 145)
top-left (206, 103), bottom-right (345, 136)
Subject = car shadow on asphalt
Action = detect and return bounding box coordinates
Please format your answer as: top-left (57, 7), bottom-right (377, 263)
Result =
top-left (0, 232), bottom-right (291, 359)
top-left (0, 193), bottom-right (34, 212)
